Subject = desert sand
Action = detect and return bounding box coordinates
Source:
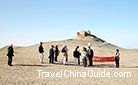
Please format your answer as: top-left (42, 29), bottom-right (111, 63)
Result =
top-left (0, 30), bottom-right (138, 85)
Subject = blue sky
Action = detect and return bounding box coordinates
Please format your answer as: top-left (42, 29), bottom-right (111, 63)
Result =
top-left (0, 0), bottom-right (138, 48)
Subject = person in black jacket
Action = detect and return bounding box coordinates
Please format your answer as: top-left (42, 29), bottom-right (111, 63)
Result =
top-left (87, 46), bottom-right (94, 66)
top-left (115, 49), bottom-right (120, 68)
top-left (7, 44), bottom-right (14, 66)
top-left (55, 45), bottom-right (59, 62)
top-left (49, 45), bottom-right (55, 64)
top-left (39, 42), bottom-right (44, 63)
top-left (73, 46), bottom-right (81, 65)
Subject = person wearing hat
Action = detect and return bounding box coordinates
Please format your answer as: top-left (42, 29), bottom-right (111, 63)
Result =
top-left (38, 42), bottom-right (44, 63)
top-left (115, 49), bottom-right (120, 68)
top-left (7, 44), bottom-right (14, 66)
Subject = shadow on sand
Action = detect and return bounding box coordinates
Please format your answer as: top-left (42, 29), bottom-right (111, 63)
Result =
top-left (54, 62), bottom-right (78, 67)
top-left (13, 64), bottom-right (48, 67)
top-left (54, 62), bottom-right (115, 68)
top-left (12, 63), bottom-right (138, 68)
top-left (93, 64), bottom-right (138, 68)
top-left (53, 63), bottom-right (138, 68)
top-left (121, 65), bottom-right (138, 68)
top-left (92, 64), bottom-right (115, 68)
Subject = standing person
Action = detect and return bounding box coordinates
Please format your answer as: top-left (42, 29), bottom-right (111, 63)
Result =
top-left (55, 45), bottom-right (60, 62)
top-left (61, 45), bottom-right (68, 65)
top-left (115, 49), bottom-right (120, 68)
top-left (87, 46), bottom-right (94, 66)
top-left (73, 46), bottom-right (81, 65)
top-left (7, 44), bottom-right (14, 66)
top-left (49, 45), bottom-right (55, 64)
top-left (39, 42), bottom-right (44, 63)
top-left (82, 47), bottom-right (88, 67)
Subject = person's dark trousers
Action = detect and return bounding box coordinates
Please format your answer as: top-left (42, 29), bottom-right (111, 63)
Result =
top-left (55, 54), bottom-right (58, 62)
top-left (78, 57), bottom-right (80, 65)
top-left (52, 55), bottom-right (54, 63)
top-left (83, 58), bottom-right (87, 67)
top-left (8, 56), bottom-right (12, 66)
top-left (88, 56), bottom-right (93, 66)
top-left (49, 56), bottom-right (52, 63)
top-left (49, 56), bottom-right (54, 64)
top-left (92, 57), bottom-right (93, 66)
top-left (115, 57), bottom-right (119, 68)
top-left (49, 58), bottom-right (50, 63)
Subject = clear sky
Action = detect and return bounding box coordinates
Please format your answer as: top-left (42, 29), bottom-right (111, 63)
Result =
top-left (0, 0), bottom-right (138, 48)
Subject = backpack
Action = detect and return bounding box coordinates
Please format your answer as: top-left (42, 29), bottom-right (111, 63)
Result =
top-left (73, 50), bottom-right (81, 58)
top-left (61, 48), bottom-right (66, 53)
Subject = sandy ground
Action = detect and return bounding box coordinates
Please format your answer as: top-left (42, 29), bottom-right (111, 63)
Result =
top-left (0, 39), bottom-right (138, 85)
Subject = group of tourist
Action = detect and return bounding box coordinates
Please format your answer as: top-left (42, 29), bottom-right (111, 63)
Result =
top-left (7, 42), bottom-right (120, 68)
top-left (73, 46), bottom-right (94, 67)
top-left (39, 42), bottom-right (60, 64)
top-left (38, 42), bottom-right (94, 67)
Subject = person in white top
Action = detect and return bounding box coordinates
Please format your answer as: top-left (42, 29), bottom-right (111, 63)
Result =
top-left (82, 47), bottom-right (88, 67)
top-left (61, 45), bottom-right (68, 65)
